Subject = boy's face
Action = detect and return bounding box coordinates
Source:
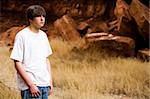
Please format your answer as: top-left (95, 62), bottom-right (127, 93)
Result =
top-left (29, 16), bottom-right (45, 29)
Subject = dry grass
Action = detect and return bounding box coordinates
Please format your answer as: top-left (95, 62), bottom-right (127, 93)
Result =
top-left (0, 39), bottom-right (149, 99)
top-left (0, 47), bottom-right (21, 99)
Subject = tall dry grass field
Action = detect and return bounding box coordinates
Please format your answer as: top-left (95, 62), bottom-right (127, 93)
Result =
top-left (0, 39), bottom-right (149, 99)
top-left (0, 47), bottom-right (21, 99)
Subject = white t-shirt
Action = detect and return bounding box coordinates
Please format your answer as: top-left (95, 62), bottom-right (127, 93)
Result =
top-left (10, 27), bottom-right (52, 90)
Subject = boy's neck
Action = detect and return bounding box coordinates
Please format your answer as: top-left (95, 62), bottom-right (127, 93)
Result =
top-left (29, 25), bottom-right (40, 33)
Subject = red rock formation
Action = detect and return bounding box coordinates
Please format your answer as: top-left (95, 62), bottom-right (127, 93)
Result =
top-left (137, 49), bottom-right (150, 61)
top-left (129, 0), bottom-right (149, 47)
top-left (54, 15), bottom-right (81, 41)
top-left (85, 32), bottom-right (135, 56)
top-left (0, 26), bottom-right (25, 48)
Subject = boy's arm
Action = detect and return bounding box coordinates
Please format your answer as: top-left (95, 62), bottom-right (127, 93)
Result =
top-left (14, 60), bottom-right (40, 97)
top-left (46, 58), bottom-right (53, 95)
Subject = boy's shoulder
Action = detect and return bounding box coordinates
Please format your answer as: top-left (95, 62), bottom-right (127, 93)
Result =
top-left (16, 27), bottom-right (29, 37)
top-left (39, 29), bottom-right (47, 36)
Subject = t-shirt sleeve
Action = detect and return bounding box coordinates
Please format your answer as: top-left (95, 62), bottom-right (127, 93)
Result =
top-left (46, 36), bottom-right (52, 57)
top-left (10, 34), bottom-right (24, 62)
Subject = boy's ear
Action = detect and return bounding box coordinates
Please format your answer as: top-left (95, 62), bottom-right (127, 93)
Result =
top-left (29, 19), bottom-right (32, 23)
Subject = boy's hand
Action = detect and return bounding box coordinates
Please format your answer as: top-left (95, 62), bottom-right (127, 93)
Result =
top-left (49, 81), bottom-right (53, 95)
top-left (29, 84), bottom-right (41, 97)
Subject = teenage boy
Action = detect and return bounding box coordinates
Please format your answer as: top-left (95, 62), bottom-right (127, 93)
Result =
top-left (10, 5), bottom-right (53, 99)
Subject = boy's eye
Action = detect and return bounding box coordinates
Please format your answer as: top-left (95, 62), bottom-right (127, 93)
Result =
top-left (35, 15), bottom-right (41, 17)
top-left (35, 15), bottom-right (45, 17)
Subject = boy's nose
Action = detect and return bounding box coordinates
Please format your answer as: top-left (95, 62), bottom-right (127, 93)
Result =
top-left (40, 16), bottom-right (45, 21)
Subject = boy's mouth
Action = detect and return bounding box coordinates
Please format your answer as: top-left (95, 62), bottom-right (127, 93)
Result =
top-left (40, 22), bottom-right (44, 24)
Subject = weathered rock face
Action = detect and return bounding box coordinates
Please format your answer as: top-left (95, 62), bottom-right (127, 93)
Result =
top-left (54, 15), bottom-right (81, 41)
top-left (0, 0), bottom-right (116, 19)
top-left (129, 0), bottom-right (149, 48)
top-left (85, 33), bottom-right (135, 57)
top-left (0, 26), bottom-right (25, 48)
top-left (137, 49), bottom-right (150, 62)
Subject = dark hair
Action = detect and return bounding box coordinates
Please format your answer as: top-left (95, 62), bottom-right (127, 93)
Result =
top-left (26, 5), bottom-right (46, 20)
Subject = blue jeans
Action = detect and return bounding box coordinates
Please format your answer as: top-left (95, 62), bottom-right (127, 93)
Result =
top-left (21, 86), bottom-right (50, 99)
